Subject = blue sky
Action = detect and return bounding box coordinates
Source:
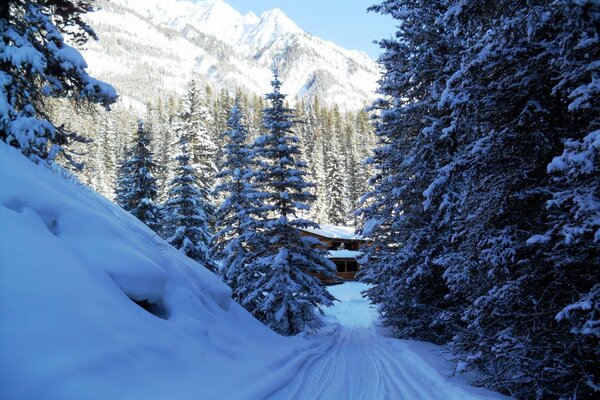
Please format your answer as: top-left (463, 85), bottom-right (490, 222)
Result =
top-left (225, 0), bottom-right (394, 59)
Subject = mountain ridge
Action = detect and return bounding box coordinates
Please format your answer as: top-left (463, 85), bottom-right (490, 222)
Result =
top-left (81, 0), bottom-right (378, 110)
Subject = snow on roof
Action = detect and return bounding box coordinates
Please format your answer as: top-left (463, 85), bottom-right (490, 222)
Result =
top-left (302, 224), bottom-right (363, 240)
top-left (328, 250), bottom-right (362, 259)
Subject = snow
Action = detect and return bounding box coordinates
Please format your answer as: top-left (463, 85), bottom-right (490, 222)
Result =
top-left (271, 282), bottom-right (511, 399)
top-left (0, 143), bottom-right (509, 398)
top-left (328, 249), bottom-right (362, 259)
top-left (303, 224), bottom-right (363, 240)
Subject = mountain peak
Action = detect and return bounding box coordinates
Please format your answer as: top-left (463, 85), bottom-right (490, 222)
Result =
top-left (243, 10), bottom-right (259, 25)
top-left (258, 8), bottom-right (300, 34)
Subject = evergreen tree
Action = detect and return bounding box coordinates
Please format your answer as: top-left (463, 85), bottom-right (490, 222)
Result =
top-left (114, 144), bottom-right (133, 210)
top-left (0, 0), bottom-right (116, 163)
top-left (245, 71), bottom-right (336, 335)
top-left (179, 78), bottom-right (217, 196)
top-left (360, 0), bottom-right (599, 398)
top-left (325, 106), bottom-right (350, 225)
top-left (163, 128), bottom-right (214, 271)
top-left (306, 98), bottom-right (329, 224)
top-left (115, 120), bottom-right (160, 232)
top-left (212, 102), bottom-right (264, 295)
top-left (358, 0), bottom-right (462, 343)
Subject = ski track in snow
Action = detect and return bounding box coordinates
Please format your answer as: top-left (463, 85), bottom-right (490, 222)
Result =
top-left (267, 283), bottom-right (507, 400)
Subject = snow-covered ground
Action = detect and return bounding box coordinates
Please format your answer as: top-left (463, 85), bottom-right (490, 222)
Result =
top-left (269, 282), bottom-right (510, 399)
top-left (0, 143), bottom-right (508, 399)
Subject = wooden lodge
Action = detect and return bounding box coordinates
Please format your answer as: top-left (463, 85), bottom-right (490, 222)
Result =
top-left (300, 225), bottom-right (368, 283)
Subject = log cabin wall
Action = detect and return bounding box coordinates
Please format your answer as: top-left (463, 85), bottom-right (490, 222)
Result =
top-left (300, 229), bottom-right (367, 281)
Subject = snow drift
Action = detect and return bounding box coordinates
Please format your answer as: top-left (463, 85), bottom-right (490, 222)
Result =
top-left (0, 143), bottom-right (313, 400)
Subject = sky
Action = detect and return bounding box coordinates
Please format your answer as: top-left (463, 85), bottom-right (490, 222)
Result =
top-left (225, 0), bottom-right (394, 59)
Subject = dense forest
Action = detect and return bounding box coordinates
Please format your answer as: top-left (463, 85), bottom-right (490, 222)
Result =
top-left (50, 82), bottom-right (375, 227)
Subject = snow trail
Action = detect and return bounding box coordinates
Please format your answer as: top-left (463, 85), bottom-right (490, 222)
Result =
top-left (267, 282), bottom-right (508, 400)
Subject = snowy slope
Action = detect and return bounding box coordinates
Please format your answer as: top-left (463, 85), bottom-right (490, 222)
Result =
top-left (80, 0), bottom-right (378, 110)
top-left (0, 143), bottom-right (313, 400)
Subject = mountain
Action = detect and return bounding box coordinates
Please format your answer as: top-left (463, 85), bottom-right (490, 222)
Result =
top-left (80, 0), bottom-right (379, 110)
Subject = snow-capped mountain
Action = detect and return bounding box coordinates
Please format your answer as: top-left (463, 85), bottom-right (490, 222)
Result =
top-left (81, 0), bottom-right (379, 110)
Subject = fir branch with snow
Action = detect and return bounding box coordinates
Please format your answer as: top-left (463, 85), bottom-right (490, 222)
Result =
top-left (0, 0), bottom-right (117, 164)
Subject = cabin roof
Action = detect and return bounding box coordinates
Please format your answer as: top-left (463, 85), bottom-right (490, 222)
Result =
top-left (328, 250), bottom-right (362, 259)
top-left (302, 224), bottom-right (363, 241)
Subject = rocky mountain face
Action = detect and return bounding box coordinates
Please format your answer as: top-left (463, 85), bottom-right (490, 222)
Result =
top-left (81, 0), bottom-right (379, 110)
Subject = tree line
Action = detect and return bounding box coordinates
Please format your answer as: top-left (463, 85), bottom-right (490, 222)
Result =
top-left (52, 81), bottom-right (375, 228)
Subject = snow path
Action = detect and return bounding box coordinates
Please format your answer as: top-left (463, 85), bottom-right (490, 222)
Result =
top-left (267, 282), bottom-right (508, 400)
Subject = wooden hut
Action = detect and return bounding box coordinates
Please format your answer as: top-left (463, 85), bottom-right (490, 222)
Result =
top-left (300, 225), bottom-right (368, 283)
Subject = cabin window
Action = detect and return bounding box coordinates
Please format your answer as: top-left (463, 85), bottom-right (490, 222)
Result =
top-left (333, 260), bottom-right (360, 273)
top-left (346, 261), bottom-right (358, 272)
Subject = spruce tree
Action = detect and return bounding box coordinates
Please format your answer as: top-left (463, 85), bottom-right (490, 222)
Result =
top-left (245, 71), bottom-right (336, 335)
top-left (179, 78), bottom-right (217, 199)
top-left (212, 102), bottom-right (264, 296)
top-left (360, 1), bottom-right (599, 398)
top-left (0, 0), bottom-right (116, 163)
top-left (163, 128), bottom-right (214, 271)
top-left (115, 120), bottom-right (160, 232)
top-left (325, 106), bottom-right (350, 225)
top-left (357, 0), bottom-right (461, 344)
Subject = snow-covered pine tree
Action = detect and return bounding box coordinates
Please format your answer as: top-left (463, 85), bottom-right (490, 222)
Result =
top-left (114, 144), bottom-right (134, 211)
top-left (357, 0), bottom-right (459, 344)
top-left (0, 0), bottom-right (117, 163)
top-left (361, 0), bottom-right (599, 398)
top-left (431, 2), bottom-right (600, 398)
top-left (305, 97), bottom-right (328, 224)
top-left (245, 71), bottom-right (336, 335)
top-left (115, 120), bottom-right (161, 232)
top-left (212, 101), bottom-right (264, 296)
top-left (155, 96), bottom-right (179, 202)
top-left (163, 127), bottom-right (215, 271)
top-left (91, 114), bottom-right (118, 198)
top-left (209, 88), bottom-right (233, 174)
top-left (179, 78), bottom-right (217, 203)
top-left (325, 106), bottom-right (351, 225)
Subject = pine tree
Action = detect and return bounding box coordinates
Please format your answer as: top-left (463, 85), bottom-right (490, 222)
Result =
top-left (115, 120), bottom-right (160, 232)
top-left (179, 79), bottom-right (217, 198)
top-left (114, 144), bottom-right (133, 211)
top-left (325, 106), bottom-right (350, 225)
top-left (0, 0), bottom-right (116, 163)
top-left (361, 1), bottom-right (599, 398)
top-left (212, 101), bottom-right (264, 295)
top-left (357, 0), bottom-right (460, 344)
top-left (244, 71), bottom-right (336, 335)
top-left (163, 127), bottom-right (214, 271)
top-left (306, 98), bottom-right (329, 224)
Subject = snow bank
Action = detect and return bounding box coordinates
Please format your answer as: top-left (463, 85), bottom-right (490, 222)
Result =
top-left (0, 143), bottom-right (314, 400)
top-left (302, 224), bottom-right (363, 240)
